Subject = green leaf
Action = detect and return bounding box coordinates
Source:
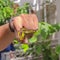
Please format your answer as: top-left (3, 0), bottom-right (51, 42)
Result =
top-left (52, 24), bottom-right (60, 31)
top-left (55, 45), bottom-right (60, 54)
top-left (14, 40), bottom-right (19, 44)
top-left (35, 45), bottom-right (42, 55)
top-left (29, 36), bottom-right (37, 43)
top-left (21, 44), bottom-right (29, 53)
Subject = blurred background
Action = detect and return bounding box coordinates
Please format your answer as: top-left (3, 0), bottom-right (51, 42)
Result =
top-left (1, 0), bottom-right (60, 60)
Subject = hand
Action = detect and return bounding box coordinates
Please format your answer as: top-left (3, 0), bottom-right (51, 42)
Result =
top-left (12, 14), bottom-right (38, 43)
top-left (12, 14), bottom-right (38, 32)
top-left (21, 14), bottom-right (38, 30)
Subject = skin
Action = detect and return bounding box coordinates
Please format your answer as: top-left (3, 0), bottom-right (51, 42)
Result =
top-left (0, 14), bottom-right (38, 51)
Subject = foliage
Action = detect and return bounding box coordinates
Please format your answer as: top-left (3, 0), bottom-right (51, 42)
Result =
top-left (0, 0), bottom-right (12, 7)
top-left (14, 22), bottom-right (60, 59)
top-left (0, 1), bottom-right (30, 25)
top-left (29, 22), bottom-right (60, 43)
top-left (28, 22), bottom-right (60, 60)
top-left (21, 44), bottom-right (29, 53)
top-left (17, 3), bottom-right (30, 15)
top-left (55, 45), bottom-right (60, 55)
top-left (14, 21), bottom-right (60, 60)
top-left (0, 0), bottom-right (14, 25)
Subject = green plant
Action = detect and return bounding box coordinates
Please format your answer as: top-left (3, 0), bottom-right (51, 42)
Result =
top-left (0, 0), bottom-right (14, 25)
top-left (17, 3), bottom-right (30, 15)
top-left (14, 22), bottom-right (60, 60)
top-left (28, 22), bottom-right (60, 60)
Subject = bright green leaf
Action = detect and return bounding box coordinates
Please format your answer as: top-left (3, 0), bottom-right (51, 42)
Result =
top-left (29, 36), bottom-right (37, 43)
top-left (21, 44), bottom-right (29, 53)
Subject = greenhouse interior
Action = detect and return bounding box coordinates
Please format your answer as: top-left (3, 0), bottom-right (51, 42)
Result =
top-left (0, 0), bottom-right (60, 60)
